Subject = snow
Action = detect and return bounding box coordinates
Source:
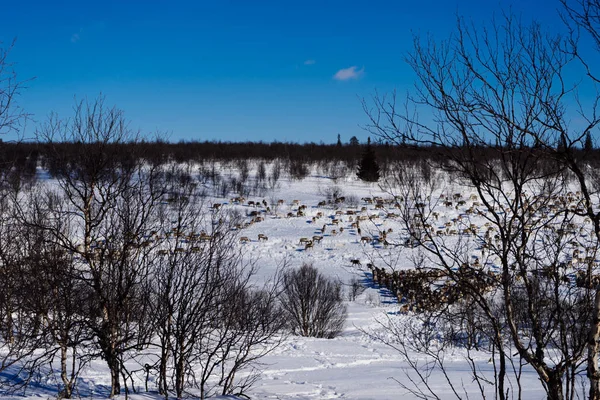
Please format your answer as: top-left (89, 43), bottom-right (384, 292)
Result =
top-left (5, 165), bottom-right (550, 399)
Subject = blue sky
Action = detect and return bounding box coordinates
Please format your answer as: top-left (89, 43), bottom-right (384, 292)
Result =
top-left (2, 0), bottom-right (566, 143)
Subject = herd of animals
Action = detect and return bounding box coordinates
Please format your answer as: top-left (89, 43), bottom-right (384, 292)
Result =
top-left (229, 195), bottom-right (398, 251)
top-left (202, 189), bottom-right (600, 314)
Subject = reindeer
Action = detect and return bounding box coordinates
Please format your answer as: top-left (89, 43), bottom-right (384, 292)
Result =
top-left (258, 233), bottom-right (268, 242)
top-left (199, 233), bottom-right (212, 242)
top-left (304, 240), bottom-right (314, 250)
top-left (299, 237), bottom-right (311, 245)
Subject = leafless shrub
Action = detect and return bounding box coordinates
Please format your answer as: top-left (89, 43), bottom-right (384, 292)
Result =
top-left (257, 160), bottom-right (267, 182)
top-left (268, 159), bottom-right (282, 190)
top-left (280, 263), bottom-right (347, 339)
top-left (347, 276), bottom-right (366, 301)
top-left (320, 185), bottom-right (343, 205)
top-left (344, 194), bottom-right (360, 208)
top-left (288, 159), bottom-right (309, 180)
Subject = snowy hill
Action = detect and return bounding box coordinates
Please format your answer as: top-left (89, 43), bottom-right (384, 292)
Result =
top-left (1, 162), bottom-right (549, 400)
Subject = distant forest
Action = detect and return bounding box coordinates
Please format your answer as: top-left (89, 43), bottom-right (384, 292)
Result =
top-left (1, 139), bottom-right (599, 182)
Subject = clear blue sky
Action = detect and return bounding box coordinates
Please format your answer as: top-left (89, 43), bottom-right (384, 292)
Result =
top-left (2, 0), bottom-right (565, 143)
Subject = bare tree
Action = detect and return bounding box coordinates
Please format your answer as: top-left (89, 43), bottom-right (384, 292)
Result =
top-left (363, 11), bottom-right (600, 400)
top-left (0, 185), bottom-right (41, 389)
top-left (16, 187), bottom-right (93, 398)
top-left (280, 263), bottom-right (347, 339)
top-left (149, 165), bottom-right (284, 399)
top-left (35, 96), bottom-right (165, 397)
top-left (0, 40), bottom-right (29, 137)
top-left (557, 3), bottom-right (600, 399)
top-left (0, 41), bottom-right (32, 377)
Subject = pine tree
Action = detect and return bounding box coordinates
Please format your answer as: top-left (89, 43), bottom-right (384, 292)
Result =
top-left (336, 133), bottom-right (342, 147)
top-left (585, 132), bottom-right (594, 151)
top-left (357, 137), bottom-right (380, 182)
top-left (557, 133), bottom-right (567, 153)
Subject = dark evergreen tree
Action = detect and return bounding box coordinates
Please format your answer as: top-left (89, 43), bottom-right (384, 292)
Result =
top-left (357, 137), bottom-right (380, 182)
top-left (585, 132), bottom-right (594, 151)
top-left (349, 136), bottom-right (359, 146)
top-left (557, 132), bottom-right (567, 153)
top-left (336, 133), bottom-right (342, 147)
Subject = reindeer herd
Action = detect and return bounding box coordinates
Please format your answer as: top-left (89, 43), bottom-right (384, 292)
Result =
top-left (225, 195), bottom-right (402, 250)
top-left (221, 188), bottom-right (600, 316)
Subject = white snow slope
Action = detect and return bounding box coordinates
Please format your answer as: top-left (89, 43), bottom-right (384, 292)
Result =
top-left (5, 165), bottom-right (550, 399)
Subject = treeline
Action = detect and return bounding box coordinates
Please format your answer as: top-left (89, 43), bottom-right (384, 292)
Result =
top-left (2, 139), bottom-right (600, 183)
top-left (1, 139), bottom-right (427, 167)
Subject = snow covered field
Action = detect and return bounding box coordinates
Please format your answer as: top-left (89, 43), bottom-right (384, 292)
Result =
top-left (5, 165), bottom-right (551, 400)
top-left (213, 173), bottom-right (546, 400)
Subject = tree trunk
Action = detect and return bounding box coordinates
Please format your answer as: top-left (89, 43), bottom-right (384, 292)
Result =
top-left (109, 357), bottom-right (121, 398)
top-left (158, 343), bottom-right (169, 397)
top-left (497, 347), bottom-right (506, 400)
top-left (59, 345), bottom-right (72, 399)
top-left (588, 288), bottom-right (600, 400)
top-left (159, 314), bottom-right (172, 397)
top-left (175, 352), bottom-right (185, 399)
top-left (547, 371), bottom-right (564, 400)
top-left (104, 336), bottom-right (121, 398)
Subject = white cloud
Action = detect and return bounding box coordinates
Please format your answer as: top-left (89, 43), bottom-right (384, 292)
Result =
top-left (304, 59), bottom-right (316, 65)
top-left (333, 66), bottom-right (364, 81)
